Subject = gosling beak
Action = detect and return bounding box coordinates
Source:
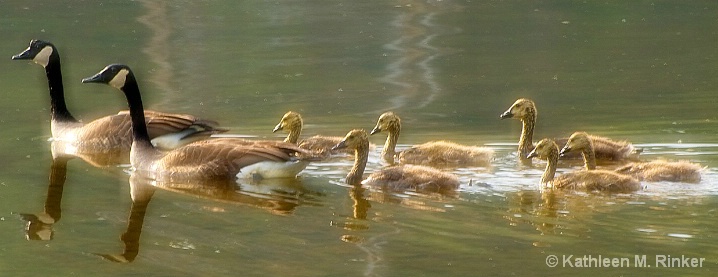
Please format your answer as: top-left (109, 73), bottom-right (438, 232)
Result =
top-left (369, 126), bottom-right (381, 135)
top-left (11, 48), bottom-right (33, 60)
top-left (272, 123), bottom-right (283, 133)
top-left (499, 110), bottom-right (513, 120)
top-left (526, 149), bottom-right (538, 159)
top-left (331, 140), bottom-right (347, 151)
top-left (559, 146), bottom-right (572, 157)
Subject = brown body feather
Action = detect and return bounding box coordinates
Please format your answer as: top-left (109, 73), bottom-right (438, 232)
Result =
top-left (528, 138), bottom-right (641, 193)
top-left (371, 112), bottom-right (493, 167)
top-left (615, 160), bottom-right (703, 183)
top-left (62, 110), bottom-right (225, 153)
top-left (332, 129), bottom-right (459, 194)
top-left (561, 132), bottom-right (702, 183)
top-left (148, 139), bottom-right (304, 181)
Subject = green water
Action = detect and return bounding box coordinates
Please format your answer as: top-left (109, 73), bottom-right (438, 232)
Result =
top-left (1, 1), bottom-right (717, 276)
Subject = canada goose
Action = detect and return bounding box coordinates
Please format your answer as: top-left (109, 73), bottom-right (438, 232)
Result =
top-left (561, 132), bottom-right (702, 183)
top-left (527, 138), bottom-right (641, 192)
top-left (500, 98), bottom-right (639, 164)
top-left (370, 112), bottom-right (493, 167)
top-left (272, 111), bottom-right (351, 155)
top-left (332, 129), bottom-right (459, 194)
top-left (82, 64), bottom-right (313, 181)
top-left (12, 40), bottom-right (226, 154)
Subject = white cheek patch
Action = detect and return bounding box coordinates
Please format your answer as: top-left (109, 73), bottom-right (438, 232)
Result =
top-left (109, 69), bottom-right (129, 89)
top-left (34, 46), bottom-right (54, 67)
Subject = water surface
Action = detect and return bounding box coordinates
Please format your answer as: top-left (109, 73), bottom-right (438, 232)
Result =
top-left (1, 1), bottom-right (717, 276)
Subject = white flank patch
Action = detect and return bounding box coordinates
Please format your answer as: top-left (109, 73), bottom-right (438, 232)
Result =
top-left (109, 69), bottom-right (129, 89)
top-left (34, 46), bottom-right (53, 67)
top-left (151, 129), bottom-right (197, 150)
top-left (236, 160), bottom-right (308, 179)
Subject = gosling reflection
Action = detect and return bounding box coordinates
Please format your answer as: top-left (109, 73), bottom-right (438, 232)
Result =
top-left (20, 157), bottom-right (70, 241)
top-left (334, 184), bottom-right (455, 235)
top-left (505, 189), bottom-right (625, 242)
top-left (505, 190), bottom-right (564, 236)
top-left (333, 186), bottom-right (372, 234)
top-left (350, 186), bottom-right (370, 220)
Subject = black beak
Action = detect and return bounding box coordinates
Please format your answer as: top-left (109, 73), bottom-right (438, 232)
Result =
top-left (11, 48), bottom-right (33, 60)
top-left (559, 146), bottom-right (571, 157)
top-left (81, 72), bottom-right (105, 84)
top-left (331, 140), bottom-right (347, 151)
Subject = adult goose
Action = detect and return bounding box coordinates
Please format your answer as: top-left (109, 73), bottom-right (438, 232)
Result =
top-left (12, 40), bottom-right (226, 154)
top-left (332, 129), bottom-right (459, 194)
top-left (527, 138), bottom-right (641, 193)
top-left (82, 64), bottom-right (313, 181)
top-left (370, 112), bottom-right (493, 167)
top-left (500, 98), bottom-right (639, 164)
top-left (560, 132), bottom-right (702, 183)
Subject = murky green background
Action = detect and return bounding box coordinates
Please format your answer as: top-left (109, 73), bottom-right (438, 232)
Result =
top-left (1, 1), bottom-right (717, 276)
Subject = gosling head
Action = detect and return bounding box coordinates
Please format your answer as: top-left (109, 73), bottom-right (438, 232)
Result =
top-left (332, 129), bottom-right (369, 151)
top-left (559, 132), bottom-right (591, 156)
top-left (500, 98), bottom-right (536, 120)
top-left (81, 64), bottom-right (134, 90)
top-left (12, 39), bottom-right (58, 68)
top-left (527, 138), bottom-right (558, 160)
top-left (273, 111), bottom-right (303, 133)
top-left (370, 112), bottom-right (400, 135)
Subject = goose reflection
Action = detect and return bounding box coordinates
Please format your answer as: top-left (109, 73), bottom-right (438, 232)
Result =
top-left (96, 173), bottom-right (156, 263)
top-left (19, 156), bottom-right (70, 241)
top-left (19, 140), bottom-right (133, 241)
top-left (96, 173), bottom-right (324, 263)
top-left (146, 175), bottom-right (324, 215)
top-left (50, 139), bottom-right (130, 167)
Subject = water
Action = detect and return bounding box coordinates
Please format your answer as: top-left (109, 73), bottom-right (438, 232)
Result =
top-left (1, 0), bottom-right (717, 276)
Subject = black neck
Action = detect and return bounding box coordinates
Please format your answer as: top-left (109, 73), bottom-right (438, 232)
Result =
top-left (45, 56), bottom-right (77, 122)
top-left (121, 74), bottom-right (153, 147)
